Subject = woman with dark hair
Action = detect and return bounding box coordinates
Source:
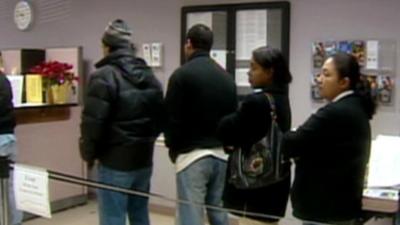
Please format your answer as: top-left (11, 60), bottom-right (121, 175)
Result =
top-left (282, 52), bottom-right (376, 225)
top-left (217, 46), bottom-right (292, 225)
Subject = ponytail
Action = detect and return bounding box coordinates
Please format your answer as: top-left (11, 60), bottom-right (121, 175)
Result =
top-left (331, 52), bottom-right (377, 119)
top-left (355, 76), bottom-right (377, 119)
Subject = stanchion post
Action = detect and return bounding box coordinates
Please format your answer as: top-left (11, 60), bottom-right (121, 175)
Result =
top-left (0, 156), bottom-right (10, 225)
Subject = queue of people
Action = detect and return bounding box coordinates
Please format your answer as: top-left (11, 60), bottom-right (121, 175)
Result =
top-left (0, 19), bottom-right (371, 225)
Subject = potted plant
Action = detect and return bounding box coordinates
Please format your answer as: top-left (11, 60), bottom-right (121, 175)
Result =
top-left (29, 61), bottom-right (78, 104)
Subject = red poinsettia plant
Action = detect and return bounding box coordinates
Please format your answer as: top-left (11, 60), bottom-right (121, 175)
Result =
top-left (29, 61), bottom-right (78, 85)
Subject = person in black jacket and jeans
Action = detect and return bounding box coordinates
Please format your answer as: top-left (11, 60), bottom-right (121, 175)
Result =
top-left (217, 47), bottom-right (292, 225)
top-left (0, 73), bottom-right (23, 225)
top-left (282, 53), bottom-right (376, 225)
top-left (165, 24), bottom-right (237, 225)
top-left (80, 19), bottom-right (164, 225)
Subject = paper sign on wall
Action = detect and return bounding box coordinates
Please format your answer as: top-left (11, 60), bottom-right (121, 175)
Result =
top-left (235, 68), bottom-right (251, 87)
top-left (366, 40), bottom-right (379, 70)
top-left (6, 75), bottom-right (24, 107)
top-left (142, 43), bottom-right (163, 67)
top-left (13, 164), bottom-right (52, 218)
top-left (236, 10), bottom-right (267, 60)
top-left (210, 50), bottom-right (227, 69)
top-left (25, 74), bottom-right (43, 103)
top-left (187, 12), bottom-right (212, 31)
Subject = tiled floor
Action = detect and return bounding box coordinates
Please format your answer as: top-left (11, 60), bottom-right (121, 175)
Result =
top-left (24, 200), bottom-right (392, 225)
top-left (24, 201), bottom-right (175, 225)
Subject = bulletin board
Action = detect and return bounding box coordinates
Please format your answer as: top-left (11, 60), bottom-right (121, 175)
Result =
top-left (181, 2), bottom-right (290, 96)
top-left (310, 40), bottom-right (397, 106)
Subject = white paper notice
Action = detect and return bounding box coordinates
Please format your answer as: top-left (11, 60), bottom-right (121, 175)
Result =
top-left (367, 135), bottom-right (400, 189)
top-left (142, 43), bottom-right (152, 66)
top-left (366, 40), bottom-right (379, 69)
top-left (187, 12), bottom-right (212, 30)
top-left (210, 50), bottom-right (227, 69)
top-left (6, 75), bottom-right (24, 107)
top-left (236, 10), bottom-right (267, 60)
top-left (13, 164), bottom-right (52, 218)
top-left (235, 68), bottom-right (250, 87)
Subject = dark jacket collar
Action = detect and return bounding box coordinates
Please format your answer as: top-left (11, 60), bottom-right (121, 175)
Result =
top-left (261, 83), bottom-right (289, 95)
top-left (95, 48), bottom-right (135, 68)
top-left (187, 50), bottom-right (210, 62)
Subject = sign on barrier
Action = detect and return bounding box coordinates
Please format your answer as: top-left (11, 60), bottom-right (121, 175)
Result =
top-left (13, 164), bottom-right (51, 218)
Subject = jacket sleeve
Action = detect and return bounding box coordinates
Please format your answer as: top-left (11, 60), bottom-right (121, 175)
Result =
top-left (80, 73), bottom-right (115, 162)
top-left (0, 74), bottom-right (12, 112)
top-left (164, 72), bottom-right (185, 149)
top-left (281, 105), bottom-right (334, 158)
top-left (217, 95), bottom-right (270, 147)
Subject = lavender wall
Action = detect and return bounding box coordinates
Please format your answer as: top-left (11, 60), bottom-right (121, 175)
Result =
top-left (0, 0), bottom-right (183, 204)
top-left (184, 0), bottom-right (400, 136)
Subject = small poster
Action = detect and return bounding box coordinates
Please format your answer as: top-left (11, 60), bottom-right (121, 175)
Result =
top-left (338, 41), bottom-right (352, 54)
top-left (377, 75), bottom-right (394, 104)
top-left (312, 42), bottom-right (326, 68)
top-left (6, 75), bottom-right (24, 107)
top-left (361, 74), bottom-right (395, 104)
top-left (366, 40), bottom-right (379, 70)
top-left (14, 164), bottom-right (51, 218)
top-left (210, 50), bottom-right (227, 69)
top-left (324, 41), bottom-right (337, 57)
top-left (187, 12), bottom-right (212, 31)
top-left (236, 10), bottom-right (267, 60)
top-left (235, 68), bottom-right (251, 87)
top-left (25, 74), bottom-right (43, 104)
top-left (310, 73), bottom-right (323, 101)
top-left (351, 40), bottom-right (366, 66)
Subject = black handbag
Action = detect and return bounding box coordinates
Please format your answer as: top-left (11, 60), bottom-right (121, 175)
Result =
top-left (229, 93), bottom-right (289, 189)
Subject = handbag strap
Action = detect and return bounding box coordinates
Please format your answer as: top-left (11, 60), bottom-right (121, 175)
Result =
top-left (264, 93), bottom-right (277, 122)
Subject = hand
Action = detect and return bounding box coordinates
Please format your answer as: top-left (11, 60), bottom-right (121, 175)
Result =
top-left (223, 146), bottom-right (237, 152)
top-left (87, 160), bottom-right (95, 170)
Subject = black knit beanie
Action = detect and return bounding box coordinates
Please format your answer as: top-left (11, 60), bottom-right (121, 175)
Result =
top-left (102, 19), bottom-right (132, 48)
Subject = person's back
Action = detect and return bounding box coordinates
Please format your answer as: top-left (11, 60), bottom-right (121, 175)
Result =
top-left (80, 19), bottom-right (164, 225)
top-left (166, 50), bottom-right (237, 161)
top-left (89, 50), bottom-right (164, 171)
top-left (165, 24), bottom-right (237, 225)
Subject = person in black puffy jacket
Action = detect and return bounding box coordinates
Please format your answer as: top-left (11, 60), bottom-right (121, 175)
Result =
top-left (79, 19), bottom-right (164, 225)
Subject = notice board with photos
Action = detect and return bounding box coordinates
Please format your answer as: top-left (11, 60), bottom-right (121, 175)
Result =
top-left (181, 2), bottom-right (290, 96)
top-left (310, 40), bottom-right (397, 107)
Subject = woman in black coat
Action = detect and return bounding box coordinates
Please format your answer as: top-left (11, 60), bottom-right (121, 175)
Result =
top-left (282, 53), bottom-right (376, 225)
top-left (217, 47), bottom-right (292, 224)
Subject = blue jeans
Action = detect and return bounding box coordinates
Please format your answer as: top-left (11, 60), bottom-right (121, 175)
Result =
top-left (0, 134), bottom-right (23, 225)
top-left (97, 164), bottom-right (152, 225)
top-left (176, 156), bottom-right (229, 225)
